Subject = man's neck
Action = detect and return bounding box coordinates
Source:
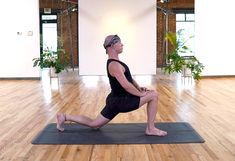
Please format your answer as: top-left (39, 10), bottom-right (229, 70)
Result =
top-left (108, 53), bottom-right (119, 60)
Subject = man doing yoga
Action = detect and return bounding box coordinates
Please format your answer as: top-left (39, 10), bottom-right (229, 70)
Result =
top-left (57, 35), bottom-right (167, 136)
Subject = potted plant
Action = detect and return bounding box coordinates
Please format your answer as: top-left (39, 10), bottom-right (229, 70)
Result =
top-left (33, 48), bottom-right (68, 74)
top-left (33, 37), bottom-right (69, 74)
top-left (164, 29), bottom-right (204, 80)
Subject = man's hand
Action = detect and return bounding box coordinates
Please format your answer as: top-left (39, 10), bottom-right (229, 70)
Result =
top-left (139, 87), bottom-right (149, 92)
top-left (139, 90), bottom-right (148, 97)
top-left (139, 89), bottom-right (153, 97)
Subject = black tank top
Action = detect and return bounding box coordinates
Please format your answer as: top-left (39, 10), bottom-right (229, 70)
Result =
top-left (107, 59), bottom-right (133, 96)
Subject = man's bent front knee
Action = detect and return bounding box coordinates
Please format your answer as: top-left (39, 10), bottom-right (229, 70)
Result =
top-left (149, 91), bottom-right (158, 101)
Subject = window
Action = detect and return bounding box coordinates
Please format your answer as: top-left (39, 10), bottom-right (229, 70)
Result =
top-left (42, 23), bottom-right (57, 52)
top-left (42, 15), bottom-right (57, 20)
top-left (176, 13), bottom-right (195, 56)
top-left (40, 14), bottom-right (57, 52)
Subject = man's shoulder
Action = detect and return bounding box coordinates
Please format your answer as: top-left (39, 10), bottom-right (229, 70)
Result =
top-left (109, 61), bottom-right (122, 68)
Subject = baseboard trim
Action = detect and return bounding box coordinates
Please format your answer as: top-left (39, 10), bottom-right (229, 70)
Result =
top-left (0, 77), bottom-right (40, 80)
top-left (202, 75), bottom-right (235, 78)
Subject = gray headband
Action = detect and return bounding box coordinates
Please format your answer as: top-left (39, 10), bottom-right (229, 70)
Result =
top-left (103, 35), bottom-right (121, 49)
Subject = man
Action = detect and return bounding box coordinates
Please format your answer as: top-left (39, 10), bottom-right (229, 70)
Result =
top-left (57, 35), bottom-right (167, 136)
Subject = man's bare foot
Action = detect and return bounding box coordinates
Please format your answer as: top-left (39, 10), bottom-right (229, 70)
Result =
top-left (145, 127), bottom-right (167, 136)
top-left (56, 113), bottom-right (66, 132)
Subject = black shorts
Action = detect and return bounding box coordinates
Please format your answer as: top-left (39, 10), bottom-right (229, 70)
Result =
top-left (100, 93), bottom-right (140, 120)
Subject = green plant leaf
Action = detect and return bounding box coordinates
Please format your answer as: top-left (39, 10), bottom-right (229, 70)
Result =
top-left (164, 30), bottom-right (204, 80)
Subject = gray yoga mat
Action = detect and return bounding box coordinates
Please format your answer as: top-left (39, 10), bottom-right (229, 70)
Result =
top-left (32, 122), bottom-right (205, 144)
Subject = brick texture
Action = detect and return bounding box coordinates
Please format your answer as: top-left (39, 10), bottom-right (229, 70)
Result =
top-left (39, 0), bottom-right (194, 68)
top-left (157, 0), bottom-right (194, 67)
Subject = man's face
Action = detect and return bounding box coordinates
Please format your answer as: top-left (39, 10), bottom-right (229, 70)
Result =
top-left (113, 41), bottom-right (123, 53)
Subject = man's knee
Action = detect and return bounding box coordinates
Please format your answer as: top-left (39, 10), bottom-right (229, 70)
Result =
top-left (89, 119), bottom-right (108, 129)
top-left (89, 122), bottom-right (101, 129)
top-left (149, 91), bottom-right (158, 101)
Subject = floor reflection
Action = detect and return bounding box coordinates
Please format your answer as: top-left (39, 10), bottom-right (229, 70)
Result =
top-left (40, 68), bottom-right (59, 103)
top-left (82, 76), bottom-right (99, 88)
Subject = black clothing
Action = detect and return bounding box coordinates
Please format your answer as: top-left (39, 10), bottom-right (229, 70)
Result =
top-left (101, 59), bottom-right (140, 120)
top-left (107, 59), bottom-right (133, 96)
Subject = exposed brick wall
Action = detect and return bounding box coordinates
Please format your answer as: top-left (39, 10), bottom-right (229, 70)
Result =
top-left (58, 12), bottom-right (78, 67)
top-left (157, 0), bottom-right (194, 67)
top-left (39, 0), bottom-right (194, 68)
top-left (40, 0), bottom-right (78, 67)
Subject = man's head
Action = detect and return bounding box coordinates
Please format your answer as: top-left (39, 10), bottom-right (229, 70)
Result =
top-left (103, 35), bottom-right (123, 54)
top-left (103, 35), bottom-right (121, 49)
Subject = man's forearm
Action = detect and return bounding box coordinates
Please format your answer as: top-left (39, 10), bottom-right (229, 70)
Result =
top-left (124, 82), bottom-right (144, 97)
top-left (132, 79), bottom-right (141, 91)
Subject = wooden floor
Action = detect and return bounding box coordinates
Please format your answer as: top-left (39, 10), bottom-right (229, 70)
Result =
top-left (0, 69), bottom-right (235, 161)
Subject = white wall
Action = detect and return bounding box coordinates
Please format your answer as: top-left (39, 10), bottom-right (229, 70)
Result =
top-left (0, 0), bottom-right (40, 78)
top-left (79, 0), bottom-right (156, 75)
top-left (195, 0), bottom-right (235, 76)
top-left (0, 1), bottom-right (233, 78)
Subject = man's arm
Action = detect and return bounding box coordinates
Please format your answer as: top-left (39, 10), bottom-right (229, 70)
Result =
top-left (132, 79), bottom-right (141, 91)
top-left (108, 62), bottom-right (146, 97)
top-left (132, 79), bottom-right (149, 92)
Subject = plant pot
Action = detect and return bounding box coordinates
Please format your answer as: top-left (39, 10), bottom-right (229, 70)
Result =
top-left (182, 65), bottom-right (192, 77)
top-left (49, 67), bottom-right (58, 78)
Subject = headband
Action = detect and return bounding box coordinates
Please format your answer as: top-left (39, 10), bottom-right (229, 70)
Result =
top-left (103, 35), bottom-right (121, 49)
